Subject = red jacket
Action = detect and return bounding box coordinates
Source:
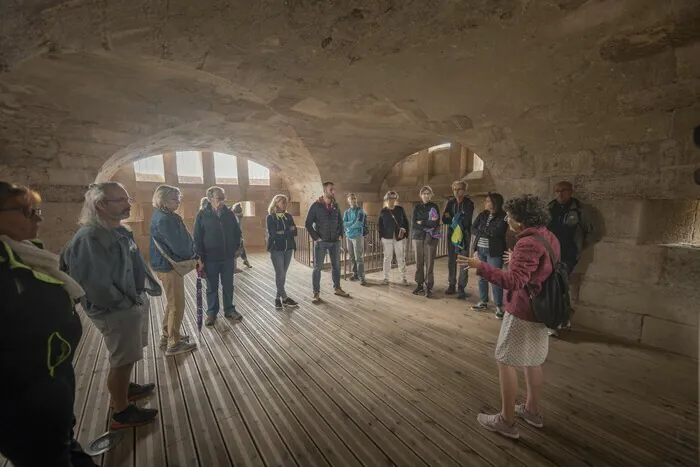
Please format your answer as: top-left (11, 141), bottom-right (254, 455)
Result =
top-left (476, 226), bottom-right (561, 322)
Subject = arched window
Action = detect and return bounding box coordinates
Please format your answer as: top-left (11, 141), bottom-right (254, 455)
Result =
top-left (176, 151), bottom-right (204, 184)
top-left (248, 160), bottom-right (270, 186)
top-left (134, 155), bottom-right (165, 182)
top-left (214, 152), bottom-right (239, 185)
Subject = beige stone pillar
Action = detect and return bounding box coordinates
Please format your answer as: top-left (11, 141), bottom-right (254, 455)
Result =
top-left (163, 152), bottom-right (178, 185)
top-left (201, 151), bottom-right (215, 187)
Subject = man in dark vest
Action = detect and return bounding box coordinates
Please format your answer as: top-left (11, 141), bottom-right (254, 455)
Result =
top-left (442, 180), bottom-right (474, 299)
top-left (305, 181), bottom-right (351, 303)
top-left (547, 180), bottom-right (593, 336)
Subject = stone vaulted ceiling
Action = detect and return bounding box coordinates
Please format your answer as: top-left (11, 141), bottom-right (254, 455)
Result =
top-left (1, 0), bottom-right (699, 198)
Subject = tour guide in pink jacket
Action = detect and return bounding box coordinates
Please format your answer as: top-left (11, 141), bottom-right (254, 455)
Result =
top-left (458, 194), bottom-right (560, 440)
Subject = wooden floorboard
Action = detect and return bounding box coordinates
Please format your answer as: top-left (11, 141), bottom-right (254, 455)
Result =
top-left (2, 254), bottom-right (697, 466)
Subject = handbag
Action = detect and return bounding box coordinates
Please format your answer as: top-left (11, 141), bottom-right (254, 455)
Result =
top-left (388, 209), bottom-right (406, 240)
top-left (153, 239), bottom-right (197, 277)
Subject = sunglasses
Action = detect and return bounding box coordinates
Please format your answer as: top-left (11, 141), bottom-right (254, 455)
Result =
top-left (0, 207), bottom-right (42, 218)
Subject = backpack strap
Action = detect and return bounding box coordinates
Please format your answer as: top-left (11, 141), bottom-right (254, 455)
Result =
top-left (530, 234), bottom-right (557, 269)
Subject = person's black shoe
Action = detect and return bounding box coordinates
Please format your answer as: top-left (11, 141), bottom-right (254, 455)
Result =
top-left (457, 289), bottom-right (468, 300)
top-left (425, 288), bottom-right (433, 298)
top-left (110, 404), bottom-right (158, 430)
top-left (412, 284), bottom-right (424, 295)
top-left (275, 298), bottom-right (283, 310)
top-left (445, 285), bottom-right (456, 295)
top-left (128, 382), bottom-right (155, 402)
top-left (283, 297), bottom-right (299, 308)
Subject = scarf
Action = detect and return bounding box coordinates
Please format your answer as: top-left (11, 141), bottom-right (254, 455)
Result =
top-left (0, 235), bottom-right (85, 300)
top-left (275, 212), bottom-right (286, 219)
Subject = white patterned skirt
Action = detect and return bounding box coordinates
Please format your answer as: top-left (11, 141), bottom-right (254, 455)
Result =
top-left (495, 312), bottom-right (549, 367)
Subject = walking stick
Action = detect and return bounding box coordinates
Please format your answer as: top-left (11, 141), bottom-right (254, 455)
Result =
top-left (196, 265), bottom-right (204, 331)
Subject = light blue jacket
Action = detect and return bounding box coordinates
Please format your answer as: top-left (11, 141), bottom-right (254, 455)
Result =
top-left (150, 209), bottom-right (196, 273)
top-left (342, 207), bottom-right (367, 239)
top-left (60, 224), bottom-right (162, 317)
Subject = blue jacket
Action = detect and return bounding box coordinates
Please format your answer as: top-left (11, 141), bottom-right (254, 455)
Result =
top-left (266, 213), bottom-right (297, 251)
top-left (342, 207), bottom-right (368, 239)
top-left (149, 209), bottom-right (196, 273)
top-left (60, 224), bottom-right (162, 317)
top-left (193, 201), bottom-right (242, 263)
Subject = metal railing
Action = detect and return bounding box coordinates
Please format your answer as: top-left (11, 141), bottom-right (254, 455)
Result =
top-left (294, 222), bottom-right (450, 277)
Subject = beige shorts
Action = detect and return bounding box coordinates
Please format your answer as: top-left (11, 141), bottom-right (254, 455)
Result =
top-left (90, 294), bottom-right (150, 367)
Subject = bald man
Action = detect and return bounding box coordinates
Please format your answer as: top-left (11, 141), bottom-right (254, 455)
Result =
top-left (547, 181), bottom-right (593, 336)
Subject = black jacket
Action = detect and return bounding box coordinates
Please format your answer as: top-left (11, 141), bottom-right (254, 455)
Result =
top-left (378, 206), bottom-right (410, 240)
top-left (442, 196), bottom-right (475, 235)
top-left (471, 210), bottom-right (509, 258)
top-left (267, 213), bottom-right (298, 251)
top-left (411, 202), bottom-right (441, 240)
top-left (0, 239), bottom-right (82, 397)
top-left (194, 202), bottom-right (242, 262)
top-left (547, 197), bottom-right (593, 261)
top-left (305, 198), bottom-right (343, 242)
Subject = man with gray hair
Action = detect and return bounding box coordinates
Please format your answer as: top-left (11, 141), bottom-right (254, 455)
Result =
top-left (61, 182), bottom-right (161, 430)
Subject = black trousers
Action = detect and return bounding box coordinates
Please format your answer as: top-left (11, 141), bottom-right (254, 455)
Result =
top-left (0, 365), bottom-right (97, 467)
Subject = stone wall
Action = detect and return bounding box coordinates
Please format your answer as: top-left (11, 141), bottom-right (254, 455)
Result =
top-left (111, 152), bottom-right (292, 259)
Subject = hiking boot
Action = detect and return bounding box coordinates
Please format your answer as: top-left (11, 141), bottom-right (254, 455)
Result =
top-left (381, 278), bottom-right (390, 285)
top-left (472, 301), bottom-right (488, 311)
top-left (110, 404), bottom-right (158, 430)
top-left (165, 342), bottom-right (197, 357)
top-left (445, 285), bottom-right (456, 295)
top-left (159, 333), bottom-right (190, 348)
top-left (205, 315), bottom-right (216, 326)
top-left (349, 274), bottom-right (358, 281)
top-left (360, 280), bottom-right (369, 286)
top-left (282, 297), bottom-right (299, 308)
top-left (412, 284), bottom-right (424, 295)
top-left (515, 404), bottom-right (544, 428)
top-left (243, 260), bottom-right (252, 268)
top-left (457, 289), bottom-right (467, 300)
top-left (312, 292), bottom-right (321, 303)
top-left (548, 328), bottom-right (559, 338)
top-left (275, 298), bottom-right (283, 310)
top-left (225, 308), bottom-right (243, 321)
top-left (477, 413), bottom-right (519, 439)
top-left (495, 307), bottom-right (505, 319)
top-left (424, 288), bottom-right (433, 298)
top-left (334, 287), bottom-right (350, 297)
top-left (561, 321), bottom-right (572, 331)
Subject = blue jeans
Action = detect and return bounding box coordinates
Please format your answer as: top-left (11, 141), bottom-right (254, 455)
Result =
top-left (477, 246), bottom-right (503, 306)
top-left (270, 250), bottom-right (293, 299)
top-left (312, 240), bottom-right (341, 293)
top-left (204, 258), bottom-right (235, 316)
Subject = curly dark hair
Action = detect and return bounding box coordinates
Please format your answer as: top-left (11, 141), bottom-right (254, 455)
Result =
top-left (503, 194), bottom-right (550, 228)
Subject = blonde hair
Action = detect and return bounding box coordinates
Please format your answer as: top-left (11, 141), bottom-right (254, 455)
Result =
top-left (383, 191), bottom-right (399, 201)
top-left (152, 185), bottom-right (181, 209)
top-left (268, 194), bottom-right (289, 215)
top-left (419, 185), bottom-right (434, 196)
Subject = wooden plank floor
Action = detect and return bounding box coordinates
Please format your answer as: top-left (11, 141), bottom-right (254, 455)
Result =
top-left (2, 254), bottom-right (698, 466)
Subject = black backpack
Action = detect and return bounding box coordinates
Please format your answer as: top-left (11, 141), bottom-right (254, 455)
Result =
top-left (527, 235), bottom-right (572, 329)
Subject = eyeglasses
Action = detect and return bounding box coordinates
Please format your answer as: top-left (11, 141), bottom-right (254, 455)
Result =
top-left (0, 207), bottom-right (42, 218)
top-left (104, 197), bottom-right (134, 203)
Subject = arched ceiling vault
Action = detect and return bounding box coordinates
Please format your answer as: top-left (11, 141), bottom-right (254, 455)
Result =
top-left (1, 0), bottom-right (699, 199)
